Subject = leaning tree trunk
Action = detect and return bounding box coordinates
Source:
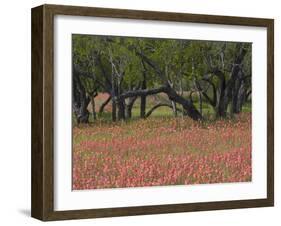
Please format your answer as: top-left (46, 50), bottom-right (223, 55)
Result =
top-left (135, 52), bottom-right (202, 120)
top-left (99, 95), bottom-right (111, 115)
top-left (165, 86), bottom-right (202, 121)
top-left (72, 70), bottom-right (90, 124)
top-left (120, 85), bottom-right (202, 121)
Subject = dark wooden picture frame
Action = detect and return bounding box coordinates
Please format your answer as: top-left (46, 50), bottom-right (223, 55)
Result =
top-left (31, 4), bottom-right (274, 221)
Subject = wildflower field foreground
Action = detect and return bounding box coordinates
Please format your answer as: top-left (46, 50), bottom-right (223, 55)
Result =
top-left (72, 113), bottom-right (252, 190)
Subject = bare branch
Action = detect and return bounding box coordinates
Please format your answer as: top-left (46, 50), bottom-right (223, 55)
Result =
top-left (145, 103), bottom-right (183, 118)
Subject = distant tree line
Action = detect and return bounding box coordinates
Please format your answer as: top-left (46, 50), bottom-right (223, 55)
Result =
top-left (72, 34), bottom-right (252, 123)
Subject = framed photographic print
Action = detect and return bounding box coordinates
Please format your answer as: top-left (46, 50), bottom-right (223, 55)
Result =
top-left (31, 4), bottom-right (274, 221)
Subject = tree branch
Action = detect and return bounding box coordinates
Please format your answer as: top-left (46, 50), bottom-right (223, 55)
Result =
top-left (145, 103), bottom-right (183, 118)
top-left (120, 86), bottom-right (168, 99)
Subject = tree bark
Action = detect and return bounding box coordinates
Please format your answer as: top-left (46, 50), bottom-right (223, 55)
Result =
top-left (232, 77), bottom-right (241, 114)
top-left (140, 72), bottom-right (147, 118)
top-left (72, 70), bottom-right (90, 123)
top-left (120, 86), bottom-right (168, 99)
top-left (125, 96), bottom-right (138, 119)
top-left (237, 83), bottom-right (246, 112)
top-left (231, 68), bottom-right (251, 114)
top-left (120, 85), bottom-right (202, 121)
top-left (220, 44), bottom-right (247, 116)
top-left (198, 92), bottom-right (203, 115)
top-left (216, 74), bottom-right (227, 118)
top-left (91, 96), bottom-right (97, 120)
top-left (111, 72), bottom-right (117, 122)
top-left (112, 98), bottom-right (117, 122)
top-left (117, 97), bottom-right (126, 120)
top-left (204, 44), bottom-right (247, 118)
top-left (165, 86), bottom-right (202, 120)
top-left (99, 95), bottom-right (111, 115)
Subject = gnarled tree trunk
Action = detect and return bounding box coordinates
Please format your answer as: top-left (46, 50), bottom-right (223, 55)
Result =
top-left (120, 85), bottom-right (202, 121)
top-left (72, 70), bottom-right (90, 124)
top-left (165, 86), bottom-right (202, 120)
top-left (215, 44), bottom-right (247, 118)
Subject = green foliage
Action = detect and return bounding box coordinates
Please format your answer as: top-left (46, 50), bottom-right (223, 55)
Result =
top-left (72, 34), bottom-right (252, 119)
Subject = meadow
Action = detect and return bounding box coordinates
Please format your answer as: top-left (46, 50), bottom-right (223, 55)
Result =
top-left (72, 37), bottom-right (252, 190)
top-left (72, 94), bottom-right (252, 190)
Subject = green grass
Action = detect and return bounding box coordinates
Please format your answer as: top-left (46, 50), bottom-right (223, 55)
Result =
top-left (242, 102), bottom-right (252, 113)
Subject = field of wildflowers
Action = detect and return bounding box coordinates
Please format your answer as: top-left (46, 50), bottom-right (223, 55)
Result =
top-left (72, 112), bottom-right (252, 190)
